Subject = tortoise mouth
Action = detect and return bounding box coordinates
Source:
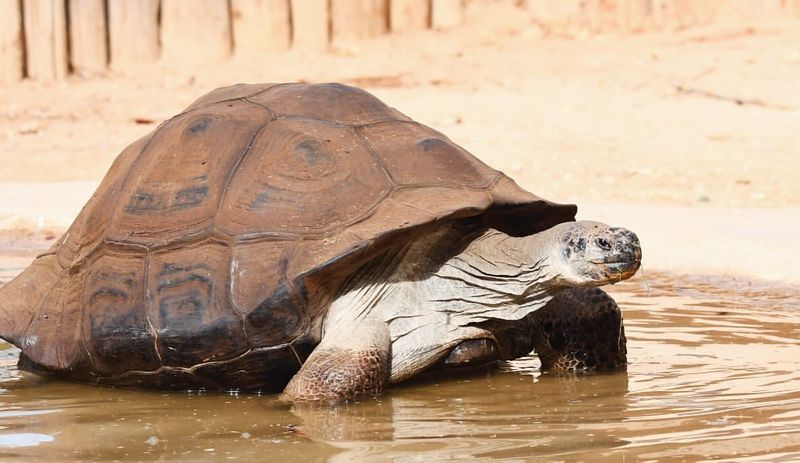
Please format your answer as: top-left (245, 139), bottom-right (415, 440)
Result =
top-left (595, 260), bottom-right (640, 280)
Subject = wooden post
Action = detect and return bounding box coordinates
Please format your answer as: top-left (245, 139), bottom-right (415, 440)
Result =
top-left (650, 0), bottom-right (713, 29)
top-left (161, 0), bottom-right (232, 63)
top-left (431, 0), bottom-right (461, 29)
top-left (232, 0), bottom-right (291, 55)
top-left (618, 0), bottom-right (650, 31)
top-left (0, 0), bottom-right (24, 84)
top-left (526, 0), bottom-right (582, 31)
top-left (727, 0), bottom-right (783, 18)
top-left (107, 0), bottom-right (160, 70)
top-left (582, 0), bottom-right (637, 32)
top-left (67, 0), bottom-right (108, 75)
top-left (23, 0), bottom-right (68, 81)
top-left (290, 0), bottom-right (329, 51)
top-left (390, 0), bottom-right (429, 32)
top-left (331, 0), bottom-right (388, 46)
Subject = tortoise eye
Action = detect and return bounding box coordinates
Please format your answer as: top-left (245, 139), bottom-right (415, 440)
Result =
top-left (596, 237), bottom-right (611, 250)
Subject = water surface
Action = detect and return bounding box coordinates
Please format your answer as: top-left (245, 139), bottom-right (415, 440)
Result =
top-left (1, 259), bottom-right (798, 461)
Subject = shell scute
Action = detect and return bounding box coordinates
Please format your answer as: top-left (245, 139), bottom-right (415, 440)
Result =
top-left (57, 133), bottom-right (152, 268)
top-left (182, 83), bottom-right (279, 112)
top-left (244, 280), bottom-right (309, 346)
top-left (230, 239), bottom-right (311, 347)
top-left (391, 186), bottom-right (493, 220)
top-left (147, 241), bottom-right (248, 367)
top-left (82, 251), bottom-right (160, 375)
top-left (229, 240), bottom-right (292, 316)
top-left (250, 82), bottom-right (411, 125)
top-left (216, 119), bottom-right (393, 236)
top-left (0, 254), bottom-right (62, 345)
top-left (20, 266), bottom-right (87, 372)
top-left (105, 100), bottom-right (271, 247)
top-left (360, 121), bottom-right (496, 188)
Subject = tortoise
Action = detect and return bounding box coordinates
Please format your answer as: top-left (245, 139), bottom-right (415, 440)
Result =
top-left (0, 83), bottom-right (639, 402)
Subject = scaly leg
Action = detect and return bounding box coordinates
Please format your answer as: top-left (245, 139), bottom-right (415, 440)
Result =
top-left (283, 317), bottom-right (391, 403)
top-left (531, 287), bottom-right (627, 374)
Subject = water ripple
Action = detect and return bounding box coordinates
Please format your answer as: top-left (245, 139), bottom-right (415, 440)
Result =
top-left (0, 271), bottom-right (797, 461)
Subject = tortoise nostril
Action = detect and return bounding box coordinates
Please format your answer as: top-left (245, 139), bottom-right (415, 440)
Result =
top-left (596, 237), bottom-right (611, 250)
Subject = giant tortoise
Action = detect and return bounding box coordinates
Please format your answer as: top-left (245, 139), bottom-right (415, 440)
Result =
top-left (0, 83), bottom-right (640, 402)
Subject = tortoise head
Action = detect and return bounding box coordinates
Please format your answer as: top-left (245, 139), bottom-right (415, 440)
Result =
top-left (548, 221), bottom-right (641, 286)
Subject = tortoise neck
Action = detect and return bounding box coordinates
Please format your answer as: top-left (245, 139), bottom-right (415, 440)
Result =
top-left (446, 228), bottom-right (564, 297)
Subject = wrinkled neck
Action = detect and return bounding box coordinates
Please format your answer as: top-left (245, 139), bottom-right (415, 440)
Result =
top-left (449, 229), bottom-right (563, 295)
top-left (429, 229), bottom-right (566, 318)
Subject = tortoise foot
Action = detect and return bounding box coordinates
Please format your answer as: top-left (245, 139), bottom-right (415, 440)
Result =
top-left (531, 287), bottom-right (627, 375)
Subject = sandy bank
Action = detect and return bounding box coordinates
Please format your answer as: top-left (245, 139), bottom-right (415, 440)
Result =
top-left (579, 203), bottom-right (800, 285)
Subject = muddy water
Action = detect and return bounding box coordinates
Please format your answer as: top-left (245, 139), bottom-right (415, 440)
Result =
top-left (1, 263), bottom-right (799, 461)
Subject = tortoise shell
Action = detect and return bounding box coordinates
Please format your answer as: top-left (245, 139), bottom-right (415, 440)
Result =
top-left (0, 83), bottom-right (575, 391)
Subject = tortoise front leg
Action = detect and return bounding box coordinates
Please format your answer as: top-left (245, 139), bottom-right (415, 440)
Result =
top-left (283, 317), bottom-right (391, 403)
top-left (531, 287), bottom-right (627, 374)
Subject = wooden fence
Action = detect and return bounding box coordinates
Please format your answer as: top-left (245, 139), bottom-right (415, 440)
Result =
top-left (0, 0), bottom-right (464, 84)
top-left (1, 0), bottom-right (799, 85)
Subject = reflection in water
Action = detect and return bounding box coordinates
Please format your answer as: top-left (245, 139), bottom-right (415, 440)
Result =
top-left (1, 271), bottom-right (799, 461)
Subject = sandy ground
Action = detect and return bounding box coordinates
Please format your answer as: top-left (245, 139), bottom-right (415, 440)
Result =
top-left (1, 5), bottom-right (798, 283)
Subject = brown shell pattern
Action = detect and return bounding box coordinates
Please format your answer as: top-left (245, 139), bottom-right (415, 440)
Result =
top-left (0, 83), bottom-right (576, 391)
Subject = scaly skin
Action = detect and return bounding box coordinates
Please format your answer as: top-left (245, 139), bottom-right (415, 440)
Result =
top-left (283, 317), bottom-right (391, 403)
top-left (441, 287), bottom-right (627, 374)
top-left (530, 287), bottom-right (627, 374)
